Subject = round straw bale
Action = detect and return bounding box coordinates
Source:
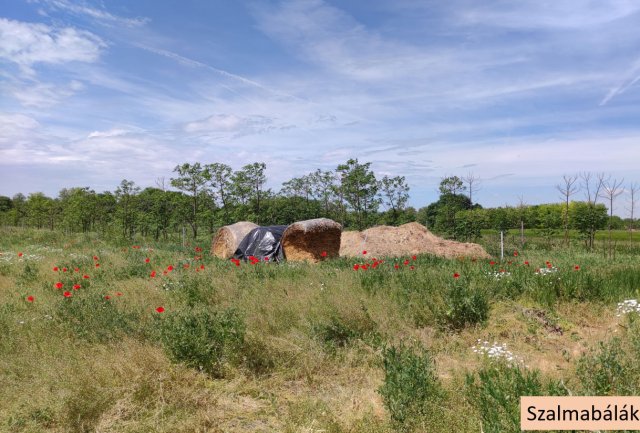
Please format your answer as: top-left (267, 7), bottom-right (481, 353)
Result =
top-left (282, 218), bottom-right (342, 262)
top-left (211, 221), bottom-right (259, 259)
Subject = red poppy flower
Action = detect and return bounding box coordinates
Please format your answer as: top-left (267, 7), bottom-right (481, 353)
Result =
top-left (403, 259), bottom-right (409, 265)
top-left (62, 267), bottom-right (68, 272)
top-left (150, 270), bottom-right (156, 278)
top-left (63, 291), bottom-right (72, 298)
top-left (95, 263), bottom-right (100, 268)
top-left (394, 264), bottom-right (399, 269)
top-left (264, 257), bottom-right (269, 261)
top-left (167, 265), bottom-right (173, 271)
top-left (93, 256), bottom-right (98, 261)
top-left (83, 274), bottom-right (89, 279)
top-left (200, 264), bottom-right (204, 270)
top-left (105, 295), bottom-right (111, 300)
top-left (453, 273), bottom-right (460, 279)
top-left (410, 266), bottom-right (415, 270)
top-left (18, 252), bottom-right (23, 257)
top-left (116, 292), bottom-right (122, 296)
top-left (195, 247), bottom-right (203, 252)
top-left (74, 268), bottom-right (79, 272)
top-left (490, 261), bottom-right (496, 266)
top-left (55, 282), bottom-right (63, 289)
top-left (524, 261), bottom-right (529, 266)
top-left (412, 255), bottom-right (417, 261)
top-left (513, 251), bottom-right (519, 257)
top-left (321, 251), bottom-right (327, 257)
top-left (353, 264), bottom-right (360, 270)
top-left (155, 306), bottom-right (165, 313)
top-left (53, 266), bottom-right (59, 272)
top-left (26, 295), bottom-right (34, 302)
top-left (73, 284), bottom-right (81, 290)
top-left (574, 265), bottom-right (580, 271)
top-left (362, 264), bottom-right (368, 270)
top-left (132, 245), bottom-right (140, 249)
top-left (362, 250), bottom-right (367, 255)
top-left (145, 258), bottom-right (150, 263)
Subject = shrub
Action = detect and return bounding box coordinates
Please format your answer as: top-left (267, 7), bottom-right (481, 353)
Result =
top-left (379, 343), bottom-right (441, 430)
top-left (312, 305), bottom-right (379, 350)
top-left (157, 307), bottom-right (245, 377)
top-left (465, 362), bottom-right (567, 433)
top-left (438, 284), bottom-right (489, 330)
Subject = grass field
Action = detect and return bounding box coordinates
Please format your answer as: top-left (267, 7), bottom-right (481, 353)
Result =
top-left (1, 227), bottom-right (640, 432)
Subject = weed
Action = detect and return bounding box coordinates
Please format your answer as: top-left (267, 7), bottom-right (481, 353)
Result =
top-left (379, 343), bottom-right (442, 430)
top-left (157, 307), bottom-right (245, 377)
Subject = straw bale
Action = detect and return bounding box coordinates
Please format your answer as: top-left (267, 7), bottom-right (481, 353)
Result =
top-left (282, 218), bottom-right (342, 262)
top-left (211, 221), bottom-right (259, 259)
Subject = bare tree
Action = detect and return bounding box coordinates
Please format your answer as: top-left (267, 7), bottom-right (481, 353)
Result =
top-left (462, 172), bottom-right (482, 205)
top-left (155, 177), bottom-right (167, 191)
top-left (556, 174), bottom-right (580, 245)
top-left (599, 177), bottom-right (625, 259)
top-left (627, 182), bottom-right (639, 242)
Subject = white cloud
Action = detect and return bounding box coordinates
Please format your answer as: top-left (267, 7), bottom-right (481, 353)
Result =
top-left (183, 113), bottom-right (294, 138)
top-left (458, 0), bottom-right (640, 30)
top-left (29, 0), bottom-right (148, 28)
top-left (0, 18), bottom-right (105, 72)
top-left (7, 80), bottom-right (85, 108)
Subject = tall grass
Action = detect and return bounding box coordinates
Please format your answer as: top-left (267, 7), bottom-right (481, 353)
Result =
top-left (0, 227), bottom-right (639, 432)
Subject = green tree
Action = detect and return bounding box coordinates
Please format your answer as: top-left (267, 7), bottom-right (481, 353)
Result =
top-left (170, 163), bottom-right (210, 238)
top-left (59, 187), bottom-right (98, 233)
top-left (311, 169), bottom-right (338, 218)
top-left (25, 192), bottom-right (54, 229)
top-left (570, 201), bottom-right (608, 249)
top-left (115, 179), bottom-right (141, 239)
top-left (206, 163), bottom-right (234, 225)
top-left (239, 162), bottom-right (267, 224)
top-left (336, 159), bottom-right (380, 230)
top-left (438, 176), bottom-right (466, 196)
top-left (379, 175), bottom-right (410, 225)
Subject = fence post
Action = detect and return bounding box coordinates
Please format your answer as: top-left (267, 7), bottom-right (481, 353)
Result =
top-left (500, 231), bottom-right (504, 261)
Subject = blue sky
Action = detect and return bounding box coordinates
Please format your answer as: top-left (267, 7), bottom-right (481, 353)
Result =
top-left (1, 0), bottom-right (639, 215)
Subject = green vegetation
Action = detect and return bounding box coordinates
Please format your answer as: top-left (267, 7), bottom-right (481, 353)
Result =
top-left (1, 227), bottom-right (639, 432)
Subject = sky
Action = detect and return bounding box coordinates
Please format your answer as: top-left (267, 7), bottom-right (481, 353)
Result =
top-left (1, 0), bottom-right (639, 215)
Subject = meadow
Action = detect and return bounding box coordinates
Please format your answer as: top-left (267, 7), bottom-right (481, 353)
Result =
top-left (1, 226), bottom-right (640, 432)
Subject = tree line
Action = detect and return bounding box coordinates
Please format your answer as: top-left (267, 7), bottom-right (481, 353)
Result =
top-left (0, 165), bottom-right (636, 248)
top-left (0, 159), bottom-right (412, 240)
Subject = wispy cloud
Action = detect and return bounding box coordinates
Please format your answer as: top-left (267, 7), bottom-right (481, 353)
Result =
top-left (29, 0), bottom-right (148, 27)
top-left (0, 17), bottom-right (105, 72)
top-left (600, 58), bottom-right (640, 105)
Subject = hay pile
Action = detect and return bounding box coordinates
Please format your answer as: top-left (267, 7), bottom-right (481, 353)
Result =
top-left (282, 218), bottom-right (342, 262)
top-left (339, 222), bottom-right (490, 259)
top-left (211, 221), bottom-right (259, 259)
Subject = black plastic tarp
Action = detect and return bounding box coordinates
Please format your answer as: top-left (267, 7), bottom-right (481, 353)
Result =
top-left (233, 225), bottom-right (287, 262)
